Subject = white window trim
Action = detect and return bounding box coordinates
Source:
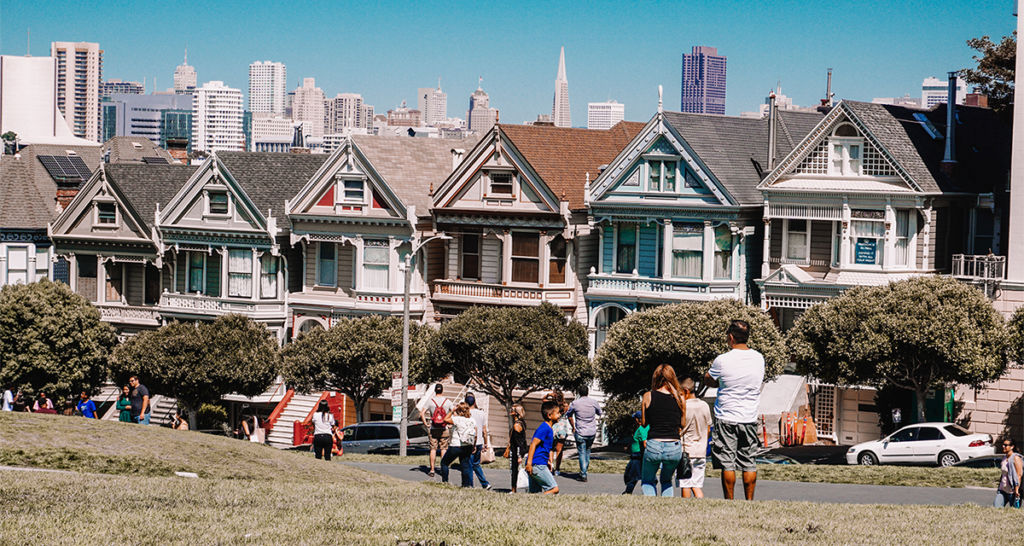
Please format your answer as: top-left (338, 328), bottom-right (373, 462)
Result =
top-left (6, 246), bottom-right (29, 285)
top-left (336, 176), bottom-right (369, 206)
top-left (92, 198), bottom-right (119, 228)
top-left (203, 185), bottom-right (232, 218)
top-left (847, 219), bottom-right (886, 270)
top-left (612, 223), bottom-right (639, 275)
top-left (509, 230), bottom-right (541, 285)
top-left (892, 209), bottom-right (917, 270)
top-left (315, 242), bottom-right (337, 288)
top-left (459, 233), bottom-right (481, 281)
top-left (486, 170), bottom-right (516, 198)
top-left (781, 218), bottom-right (811, 265)
top-left (186, 251), bottom-right (206, 294)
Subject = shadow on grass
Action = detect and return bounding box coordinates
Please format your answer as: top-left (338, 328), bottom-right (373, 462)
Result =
top-left (0, 447), bottom-right (182, 477)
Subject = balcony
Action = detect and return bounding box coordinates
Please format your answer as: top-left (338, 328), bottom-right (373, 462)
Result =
top-left (587, 272), bottom-right (740, 302)
top-left (432, 279), bottom-right (576, 307)
top-left (289, 289), bottom-right (427, 315)
top-left (159, 292), bottom-right (286, 319)
top-left (96, 304), bottom-right (161, 326)
top-left (951, 254), bottom-right (1005, 298)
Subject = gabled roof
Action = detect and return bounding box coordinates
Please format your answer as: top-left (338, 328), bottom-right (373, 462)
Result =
top-left (497, 121), bottom-right (646, 210)
top-left (215, 152), bottom-right (330, 216)
top-left (101, 136), bottom-right (177, 164)
top-left (0, 143), bottom-right (103, 228)
top-left (104, 164), bottom-right (199, 231)
top-left (662, 110), bottom-right (823, 205)
top-left (350, 135), bottom-right (478, 215)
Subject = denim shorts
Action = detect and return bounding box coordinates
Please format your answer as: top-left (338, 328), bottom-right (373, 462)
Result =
top-left (529, 464), bottom-right (558, 493)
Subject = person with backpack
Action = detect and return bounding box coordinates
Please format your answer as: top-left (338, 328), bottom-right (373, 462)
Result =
top-left (996, 438), bottom-right (1024, 507)
top-left (311, 400), bottom-right (337, 461)
top-left (420, 383), bottom-right (453, 477)
top-left (439, 402), bottom-right (477, 487)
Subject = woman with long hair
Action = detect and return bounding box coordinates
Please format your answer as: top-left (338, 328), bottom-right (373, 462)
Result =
top-left (547, 390), bottom-right (571, 475)
top-left (440, 402), bottom-right (477, 487)
top-left (506, 404), bottom-right (528, 493)
top-left (996, 437), bottom-right (1023, 507)
top-left (116, 385), bottom-right (132, 423)
top-left (311, 400), bottom-right (337, 461)
top-left (640, 364), bottom-right (687, 496)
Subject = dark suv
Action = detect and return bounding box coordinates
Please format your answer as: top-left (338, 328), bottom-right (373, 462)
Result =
top-left (340, 422), bottom-right (430, 454)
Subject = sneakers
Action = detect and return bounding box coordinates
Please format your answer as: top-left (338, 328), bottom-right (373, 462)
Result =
top-left (580, 476), bottom-right (588, 483)
top-left (484, 484), bottom-right (493, 491)
top-left (553, 470), bottom-right (560, 476)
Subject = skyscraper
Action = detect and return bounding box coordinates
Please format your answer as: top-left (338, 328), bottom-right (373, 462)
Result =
top-left (326, 93), bottom-right (366, 132)
top-left (467, 82), bottom-right (498, 133)
top-left (191, 81), bottom-right (244, 153)
top-left (680, 46), bottom-right (727, 115)
top-left (418, 80), bottom-right (447, 127)
top-left (552, 47), bottom-right (571, 127)
top-left (587, 100), bottom-right (625, 130)
top-left (51, 41), bottom-right (103, 141)
top-left (174, 49), bottom-right (197, 95)
top-left (291, 78), bottom-right (325, 139)
top-left (248, 61), bottom-right (287, 114)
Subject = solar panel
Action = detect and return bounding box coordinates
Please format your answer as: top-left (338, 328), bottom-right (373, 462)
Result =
top-left (142, 156), bottom-right (169, 164)
top-left (67, 155), bottom-right (92, 178)
top-left (37, 154), bottom-right (90, 181)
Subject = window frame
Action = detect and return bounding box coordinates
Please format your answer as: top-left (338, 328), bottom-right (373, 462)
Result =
top-left (849, 217), bottom-right (886, 268)
top-left (510, 231), bottom-right (540, 284)
top-left (316, 242), bottom-right (337, 288)
top-left (460, 233), bottom-right (481, 281)
top-left (187, 251), bottom-right (206, 294)
top-left (227, 249), bottom-right (253, 298)
top-left (829, 124), bottom-right (864, 176)
top-left (92, 198), bottom-right (119, 228)
top-left (670, 223), bottom-right (704, 279)
top-left (260, 254), bottom-right (278, 300)
top-left (782, 218), bottom-right (810, 264)
top-left (203, 185), bottom-right (231, 217)
top-left (6, 246), bottom-right (29, 285)
top-left (488, 171), bottom-right (514, 196)
top-left (614, 223), bottom-right (637, 275)
top-left (105, 262), bottom-right (124, 303)
top-left (339, 178), bottom-right (367, 205)
top-left (647, 160), bottom-right (678, 192)
top-left (548, 235), bottom-right (568, 285)
top-left (35, 247), bottom-right (49, 282)
top-left (361, 239), bottom-right (391, 291)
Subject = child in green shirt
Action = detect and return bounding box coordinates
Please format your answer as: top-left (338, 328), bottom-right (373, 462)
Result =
top-left (623, 410), bottom-right (648, 494)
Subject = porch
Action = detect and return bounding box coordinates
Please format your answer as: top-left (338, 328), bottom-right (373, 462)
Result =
top-left (431, 279), bottom-right (576, 307)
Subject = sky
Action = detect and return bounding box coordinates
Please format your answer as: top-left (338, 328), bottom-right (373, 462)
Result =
top-left (0, 0), bottom-right (1017, 127)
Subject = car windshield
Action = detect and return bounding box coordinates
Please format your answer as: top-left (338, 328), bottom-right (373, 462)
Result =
top-left (944, 424), bottom-right (970, 437)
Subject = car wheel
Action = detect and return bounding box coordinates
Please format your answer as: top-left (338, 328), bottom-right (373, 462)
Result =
top-left (857, 452), bottom-right (877, 466)
top-left (938, 451), bottom-right (959, 467)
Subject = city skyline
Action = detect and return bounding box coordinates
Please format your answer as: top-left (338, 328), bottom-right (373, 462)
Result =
top-left (0, 0), bottom-right (1014, 127)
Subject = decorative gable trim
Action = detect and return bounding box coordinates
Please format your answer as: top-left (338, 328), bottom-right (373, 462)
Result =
top-left (49, 165), bottom-right (152, 243)
top-left (158, 153), bottom-right (268, 232)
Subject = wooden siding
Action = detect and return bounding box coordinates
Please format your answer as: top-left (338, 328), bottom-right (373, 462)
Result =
top-left (124, 263), bottom-right (145, 306)
top-left (426, 238), bottom-right (445, 283)
top-left (638, 223), bottom-right (658, 277)
top-left (481, 236), bottom-right (501, 284)
top-left (206, 250), bottom-right (221, 297)
top-left (338, 244), bottom-right (354, 291)
top-left (304, 244), bottom-right (317, 288)
top-left (808, 221), bottom-right (832, 272)
top-left (447, 237), bottom-right (459, 279)
top-left (577, 231), bottom-right (599, 292)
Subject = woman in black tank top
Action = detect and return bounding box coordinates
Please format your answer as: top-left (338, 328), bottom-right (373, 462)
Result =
top-left (640, 364), bottom-right (686, 496)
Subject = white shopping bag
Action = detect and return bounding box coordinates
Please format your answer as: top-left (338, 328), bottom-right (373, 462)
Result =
top-left (517, 467), bottom-right (530, 490)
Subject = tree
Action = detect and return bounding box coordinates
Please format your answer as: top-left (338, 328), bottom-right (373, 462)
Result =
top-left (110, 314), bottom-right (279, 430)
top-left (594, 299), bottom-right (787, 401)
top-left (279, 315), bottom-right (435, 422)
top-left (426, 302), bottom-right (592, 431)
top-left (961, 31), bottom-right (1015, 120)
top-left (788, 276), bottom-right (1008, 424)
top-left (1008, 304), bottom-right (1024, 367)
top-left (0, 279), bottom-right (117, 401)
top-left (1, 131), bottom-right (17, 154)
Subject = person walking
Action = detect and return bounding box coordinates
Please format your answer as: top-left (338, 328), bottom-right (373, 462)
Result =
top-left (76, 391), bottom-right (98, 419)
top-left (546, 390), bottom-right (571, 476)
top-left (704, 320), bottom-right (765, 501)
top-left (526, 400), bottom-right (561, 494)
top-left (623, 410), bottom-right (648, 494)
top-left (679, 377), bottom-right (711, 498)
top-left (420, 383), bottom-right (453, 478)
top-left (565, 384), bottom-right (602, 482)
top-left (506, 404), bottom-right (528, 493)
top-left (640, 364), bottom-right (686, 497)
top-left (116, 386), bottom-right (133, 423)
top-left (465, 393), bottom-right (491, 490)
top-left (2, 384), bottom-right (19, 412)
top-left (128, 376), bottom-right (151, 425)
top-left (311, 400), bottom-right (337, 461)
top-left (439, 402), bottom-right (476, 487)
top-left (995, 438), bottom-right (1024, 507)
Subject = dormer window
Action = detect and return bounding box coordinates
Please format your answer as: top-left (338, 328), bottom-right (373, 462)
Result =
top-left (209, 192), bottom-right (229, 215)
top-left (648, 160), bottom-right (677, 192)
top-left (489, 172), bottom-right (513, 195)
top-left (830, 123), bottom-right (863, 176)
top-left (97, 203), bottom-right (117, 224)
top-left (341, 179), bottom-right (366, 203)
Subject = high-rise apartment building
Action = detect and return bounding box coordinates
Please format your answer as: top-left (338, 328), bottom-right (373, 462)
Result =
top-left (552, 47), bottom-right (571, 127)
top-left (325, 93), bottom-right (366, 133)
top-left (680, 46), bottom-right (727, 115)
top-left (174, 50), bottom-right (197, 95)
top-left (248, 61), bottom-right (287, 114)
top-left (191, 81), bottom-right (244, 153)
top-left (51, 41), bottom-right (103, 141)
top-left (921, 76), bottom-right (966, 108)
top-left (292, 78), bottom-right (325, 139)
top-left (587, 100), bottom-right (624, 130)
top-left (362, 104), bottom-right (374, 129)
top-left (100, 79), bottom-right (144, 101)
top-left (418, 81), bottom-right (447, 126)
top-left (467, 85), bottom-right (498, 133)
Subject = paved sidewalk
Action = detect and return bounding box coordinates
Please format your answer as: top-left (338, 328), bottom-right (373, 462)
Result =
top-left (341, 461), bottom-right (996, 506)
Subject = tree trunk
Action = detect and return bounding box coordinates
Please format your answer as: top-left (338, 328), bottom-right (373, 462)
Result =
top-left (353, 394), bottom-right (364, 423)
top-left (185, 401), bottom-right (198, 432)
top-left (504, 398), bottom-right (515, 445)
top-left (915, 385), bottom-right (929, 424)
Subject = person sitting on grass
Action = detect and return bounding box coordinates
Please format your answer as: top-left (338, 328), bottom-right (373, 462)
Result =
top-left (32, 392), bottom-right (54, 411)
top-left (440, 402), bottom-right (476, 487)
top-left (623, 410), bottom-right (647, 495)
top-left (526, 400), bottom-right (561, 495)
top-left (172, 411), bottom-right (189, 430)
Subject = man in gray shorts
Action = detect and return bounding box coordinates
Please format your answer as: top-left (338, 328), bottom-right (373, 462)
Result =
top-left (704, 320), bottom-right (765, 500)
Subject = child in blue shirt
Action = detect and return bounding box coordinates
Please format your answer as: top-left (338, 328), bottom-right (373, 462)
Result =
top-left (526, 400), bottom-right (561, 494)
top-left (623, 410), bottom-right (648, 494)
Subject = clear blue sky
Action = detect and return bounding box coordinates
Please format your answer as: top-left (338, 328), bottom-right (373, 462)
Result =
top-left (0, 0), bottom-right (1016, 126)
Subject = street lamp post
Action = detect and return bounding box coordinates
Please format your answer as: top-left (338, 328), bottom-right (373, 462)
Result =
top-left (399, 233), bottom-right (450, 456)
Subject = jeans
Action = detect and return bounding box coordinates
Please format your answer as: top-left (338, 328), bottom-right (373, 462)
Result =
top-left (529, 464), bottom-right (558, 493)
top-left (470, 444), bottom-right (490, 488)
top-left (134, 413), bottom-right (150, 425)
top-left (440, 445), bottom-right (474, 487)
top-left (574, 433), bottom-right (595, 478)
top-left (994, 490), bottom-right (1018, 507)
top-left (641, 439), bottom-right (682, 497)
top-left (623, 455), bottom-right (642, 494)
top-left (313, 433), bottom-right (333, 461)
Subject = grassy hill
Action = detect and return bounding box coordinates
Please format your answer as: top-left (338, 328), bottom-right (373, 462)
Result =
top-left (1, 412), bottom-right (1022, 545)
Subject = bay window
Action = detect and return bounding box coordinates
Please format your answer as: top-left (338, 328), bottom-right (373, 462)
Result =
top-left (615, 224), bottom-right (636, 274)
top-left (713, 225), bottom-right (732, 280)
top-left (785, 219), bottom-right (808, 262)
top-left (228, 250), bottom-right (253, 297)
top-left (511, 232), bottom-right (540, 283)
top-left (363, 240), bottom-right (390, 290)
top-left (672, 224), bottom-right (703, 279)
top-left (851, 220), bottom-right (885, 266)
top-left (260, 255), bottom-right (278, 299)
top-left (317, 243), bottom-right (336, 287)
top-left (549, 236), bottom-right (567, 284)
top-left (105, 263), bottom-right (122, 302)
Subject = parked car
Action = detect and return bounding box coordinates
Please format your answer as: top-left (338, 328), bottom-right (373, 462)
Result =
top-left (340, 422), bottom-right (431, 455)
top-left (846, 423), bottom-right (994, 467)
top-left (952, 454), bottom-right (1004, 469)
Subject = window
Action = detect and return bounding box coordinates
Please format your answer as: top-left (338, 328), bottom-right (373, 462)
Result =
top-left (228, 250), bottom-right (252, 297)
top-left (209, 192), bottom-right (229, 215)
top-left (6, 247), bottom-right (28, 284)
top-left (713, 225), bottom-right (732, 279)
top-left (188, 252), bottom-right (204, 293)
top-left (341, 179), bottom-right (365, 203)
top-left (35, 248), bottom-right (49, 281)
top-left (895, 210), bottom-right (910, 267)
top-left (851, 220), bottom-right (885, 266)
top-left (615, 224), bottom-right (636, 274)
top-left (363, 240), bottom-right (390, 290)
top-left (511, 232), bottom-right (540, 283)
top-left (490, 172), bottom-right (513, 195)
top-left (145, 263), bottom-right (160, 305)
top-left (260, 255), bottom-right (278, 299)
top-left (648, 161), bottom-right (676, 192)
top-left (918, 427), bottom-right (944, 441)
top-left (317, 243), bottom-right (336, 287)
top-left (96, 202), bottom-right (117, 225)
top-left (672, 224), bottom-right (703, 278)
top-left (888, 427), bottom-right (919, 443)
top-left (973, 208), bottom-right (995, 255)
top-left (944, 424), bottom-right (970, 437)
top-left (461, 234), bottom-right (480, 280)
top-left (549, 236), bottom-right (567, 284)
top-left (105, 263), bottom-right (122, 302)
top-left (785, 219), bottom-right (808, 262)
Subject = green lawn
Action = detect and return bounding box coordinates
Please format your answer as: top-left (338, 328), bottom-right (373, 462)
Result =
top-left (1, 413), bottom-right (1020, 546)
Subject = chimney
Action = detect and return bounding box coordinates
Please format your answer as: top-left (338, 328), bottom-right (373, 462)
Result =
top-left (826, 68), bottom-right (834, 107)
top-left (451, 148), bottom-right (465, 171)
top-left (767, 92), bottom-right (778, 171)
top-left (941, 71), bottom-right (958, 181)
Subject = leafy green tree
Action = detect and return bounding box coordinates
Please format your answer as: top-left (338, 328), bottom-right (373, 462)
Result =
top-left (427, 302), bottom-right (591, 430)
top-left (279, 315), bottom-right (435, 422)
top-left (961, 31), bottom-right (1015, 120)
top-left (595, 299), bottom-right (786, 401)
top-left (110, 314), bottom-right (279, 430)
top-left (1, 131), bottom-right (17, 154)
top-left (1008, 304), bottom-right (1024, 367)
top-left (788, 276), bottom-right (1008, 424)
top-left (0, 279), bottom-right (117, 402)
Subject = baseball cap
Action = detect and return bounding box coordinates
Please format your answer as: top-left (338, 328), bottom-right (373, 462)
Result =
top-left (465, 394), bottom-right (476, 407)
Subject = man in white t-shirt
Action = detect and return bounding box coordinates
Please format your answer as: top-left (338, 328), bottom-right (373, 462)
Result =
top-left (465, 393), bottom-right (491, 490)
top-left (678, 377), bottom-right (712, 498)
top-left (704, 320), bottom-right (765, 500)
top-left (420, 383), bottom-right (453, 477)
top-left (3, 384), bottom-right (19, 412)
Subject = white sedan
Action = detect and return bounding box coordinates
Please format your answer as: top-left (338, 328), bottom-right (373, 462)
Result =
top-left (846, 423), bottom-right (994, 467)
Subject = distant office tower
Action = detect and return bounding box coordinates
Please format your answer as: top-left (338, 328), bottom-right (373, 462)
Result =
top-left (102, 93), bottom-right (193, 147)
top-left (921, 76), bottom-right (966, 108)
top-left (552, 47), bottom-right (571, 127)
top-left (51, 41), bottom-right (103, 141)
top-left (292, 78), bottom-right (325, 139)
top-left (248, 61), bottom-right (287, 114)
top-left (250, 113), bottom-right (294, 152)
top-left (387, 101), bottom-right (423, 127)
top-left (418, 81), bottom-right (447, 126)
top-left (191, 81), bottom-right (244, 153)
top-left (467, 84), bottom-right (498, 133)
top-left (174, 49), bottom-right (197, 94)
top-left (100, 79), bottom-right (144, 101)
top-left (362, 104), bottom-right (374, 128)
top-left (680, 46), bottom-right (727, 115)
top-left (587, 100), bottom-right (624, 130)
top-left (326, 93), bottom-right (366, 133)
